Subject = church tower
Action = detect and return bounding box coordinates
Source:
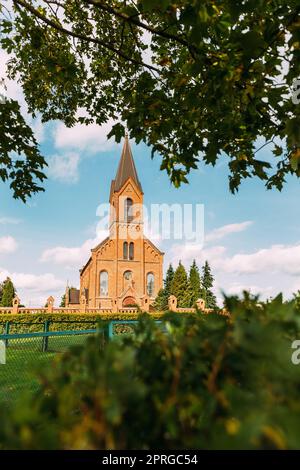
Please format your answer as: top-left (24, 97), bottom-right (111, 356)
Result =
top-left (78, 135), bottom-right (164, 312)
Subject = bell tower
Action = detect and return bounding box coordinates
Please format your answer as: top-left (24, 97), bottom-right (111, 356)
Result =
top-left (109, 133), bottom-right (144, 241)
top-left (79, 134), bottom-right (164, 311)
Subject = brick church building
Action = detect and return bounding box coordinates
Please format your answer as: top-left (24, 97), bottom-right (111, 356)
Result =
top-left (66, 135), bottom-right (164, 312)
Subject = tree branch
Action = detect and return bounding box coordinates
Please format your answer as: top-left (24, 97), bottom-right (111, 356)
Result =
top-left (83, 0), bottom-right (198, 53)
top-left (13, 0), bottom-right (161, 73)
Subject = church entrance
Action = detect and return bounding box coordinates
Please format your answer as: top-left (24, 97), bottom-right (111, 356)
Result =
top-left (122, 296), bottom-right (136, 307)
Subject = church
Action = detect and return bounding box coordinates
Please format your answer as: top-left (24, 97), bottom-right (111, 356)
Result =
top-left (66, 136), bottom-right (164, 312)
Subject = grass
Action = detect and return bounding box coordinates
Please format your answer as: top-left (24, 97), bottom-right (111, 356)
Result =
top-left (0, 333), bottom-right (96, 404)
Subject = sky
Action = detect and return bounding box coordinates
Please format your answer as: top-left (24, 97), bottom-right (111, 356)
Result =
top-left (1, 51), bottom-right (300, 307)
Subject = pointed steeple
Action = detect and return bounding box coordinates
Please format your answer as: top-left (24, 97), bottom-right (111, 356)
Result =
top-left (114, 134), bottom-right (143, 193)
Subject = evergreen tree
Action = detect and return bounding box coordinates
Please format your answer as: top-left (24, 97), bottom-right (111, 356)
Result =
top-left (171, 262), bottom-right (188, 307)
top-left (189, 260), bottom-right (201, 306)
top-left (153, 288), bottom-right (166, 311)
top-left (0, 277), bottom-right (16, 307)
top-left (181, 282), bottom-right (194, 308)
top-left (293, 291), bottom-right (300, 311)
top-left (201, 261), bottom-right (217, 309)
top-left (60, 294), bottom-right (66, 308)
top-left (154, 264), bottom-right (174, 311)
top-left (165, 263), bottom-right (174, 297)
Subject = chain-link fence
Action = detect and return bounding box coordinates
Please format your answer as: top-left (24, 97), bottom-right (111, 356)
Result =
top-left (0, 321), bottom-right (105, 405)
top-left (0, 319), bottom-right (163, 406)
top-left (1, 318), bottom-right (102, 335)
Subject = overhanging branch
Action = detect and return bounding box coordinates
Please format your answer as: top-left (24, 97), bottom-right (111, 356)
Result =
top-left (13, 0), bottom-right (161, 73)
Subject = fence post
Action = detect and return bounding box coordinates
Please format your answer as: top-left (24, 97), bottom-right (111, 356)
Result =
top-left (108, 321), bottom-right (114, 340)
top-left (99, 322), bottom-right (108, 350)
top-left (42, 320), bottom-right (50, 352)
top-left (4, 321), bottom-right (10, 347)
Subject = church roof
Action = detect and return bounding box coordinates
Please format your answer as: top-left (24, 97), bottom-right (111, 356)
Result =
top-left (113, 134), bottom-right (143, 193)
top-left (80, 237), bottom-right (109, 275)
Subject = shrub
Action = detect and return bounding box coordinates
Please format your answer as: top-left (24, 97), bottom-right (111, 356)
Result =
top-left (0, 312), bottom-right (170, 334)
top-left (1, 293), bottom-right (300, 450)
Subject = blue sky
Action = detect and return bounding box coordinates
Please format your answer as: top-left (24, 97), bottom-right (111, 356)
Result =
top-left (1, 52), bottom-right (300, 306)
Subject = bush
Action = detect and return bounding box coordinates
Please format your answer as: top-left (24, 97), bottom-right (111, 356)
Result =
top-left (0, 312), bottom-right (170, 334)
top-left (1, 293), bottom-right (300, 449)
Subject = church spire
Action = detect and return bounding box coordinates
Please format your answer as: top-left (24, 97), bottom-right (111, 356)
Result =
top-left (114, 134), bottom-right (142, 192)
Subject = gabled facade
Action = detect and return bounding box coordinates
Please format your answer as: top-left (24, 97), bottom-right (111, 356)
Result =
top-left (76, 135), bottom-right (164, 311)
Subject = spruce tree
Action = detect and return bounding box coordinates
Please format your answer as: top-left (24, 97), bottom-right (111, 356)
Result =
top-left (154, 264), bottom-right (174, 311)
top-left (181, 282), bottom-right (194, 308)
top-left (171, 262), bottom-right (188, 307)
top-left (154, 288), bottom-right (166, 311)
top-left (60, 294), bottom-right (66, 307)
top-left (189, 260), bottom-right (201, 306)
top-left (0, 277), bottom-right (16, 307)
top-left (164, 264), bottom-right (174, 297)
top-left (201, 261), bottom-right (217, 309)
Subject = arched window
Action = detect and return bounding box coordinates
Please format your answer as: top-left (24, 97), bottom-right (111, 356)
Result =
top-left (147, 273), bottom-right (155, 297)
top-left (123, 241), bottom-right (128, 260)
top-left (100, 271), bottom-right (108, 297)
top-left (129, 242), bottom-right (134, 260)
top-left (124, 198), bottom-right (133, 222)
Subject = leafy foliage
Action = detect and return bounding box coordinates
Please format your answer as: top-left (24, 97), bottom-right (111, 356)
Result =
top-left (0, 98), bottom-right (46, 201)
top-left (0, 277), bottom-right (16, 307)
top-left (1, 1), bottom-right (300, 198)
top-left (1, 294), bottom-right (300, 449)
top-left (0, 311), bottom-right (169, 334)
top-left (293, 290), bottom-right (300, 310)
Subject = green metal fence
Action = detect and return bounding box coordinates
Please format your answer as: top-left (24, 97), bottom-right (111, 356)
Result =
top-left (0, 324), bottom-right (102, 404)
top-left (0, 319), bottom-right (162, 405)
top-left (107, 320), bottom-right (163, 339)
top-left (1, 318), bottom-right (101, 335)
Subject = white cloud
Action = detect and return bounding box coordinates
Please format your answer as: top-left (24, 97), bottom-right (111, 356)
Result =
top-left (0, 268), bottom-right (66, 307)
top-left (214, 243), bottom-right (300, 276)
top-left (47, 152), bottom-right (80, 183)
top-left (169, 240), bottom-right (300, 277)
top-left (49, 118), bottom-right (122, 184)
top-left (31, 119), bottom-right (45, 143)
top-left (168, 243), bottom-right (225, 267)
top-left (1, 48), bottom-right (119, 186)
top-left (5, 272), bottom-right (64, 293)
top-left (0, 50), bottom-right (22, 102)
top-left (206, 221), bottom-right (253, 243)
top-left (54, 119), bottom-right (119, 154)
top-left (40, 235), bottom-right (104, 267)
top-left (223, 283), bottom-right (273, 298)
top-left (0, 236), bottom-right (18, 254)
top-left (166, 240), bottom-right (300, 304)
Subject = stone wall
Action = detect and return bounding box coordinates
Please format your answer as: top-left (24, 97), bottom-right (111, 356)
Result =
top-left (0, 296), bottom-right (229, 316)
top-left (168, 295), bottom-right (229, 316)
